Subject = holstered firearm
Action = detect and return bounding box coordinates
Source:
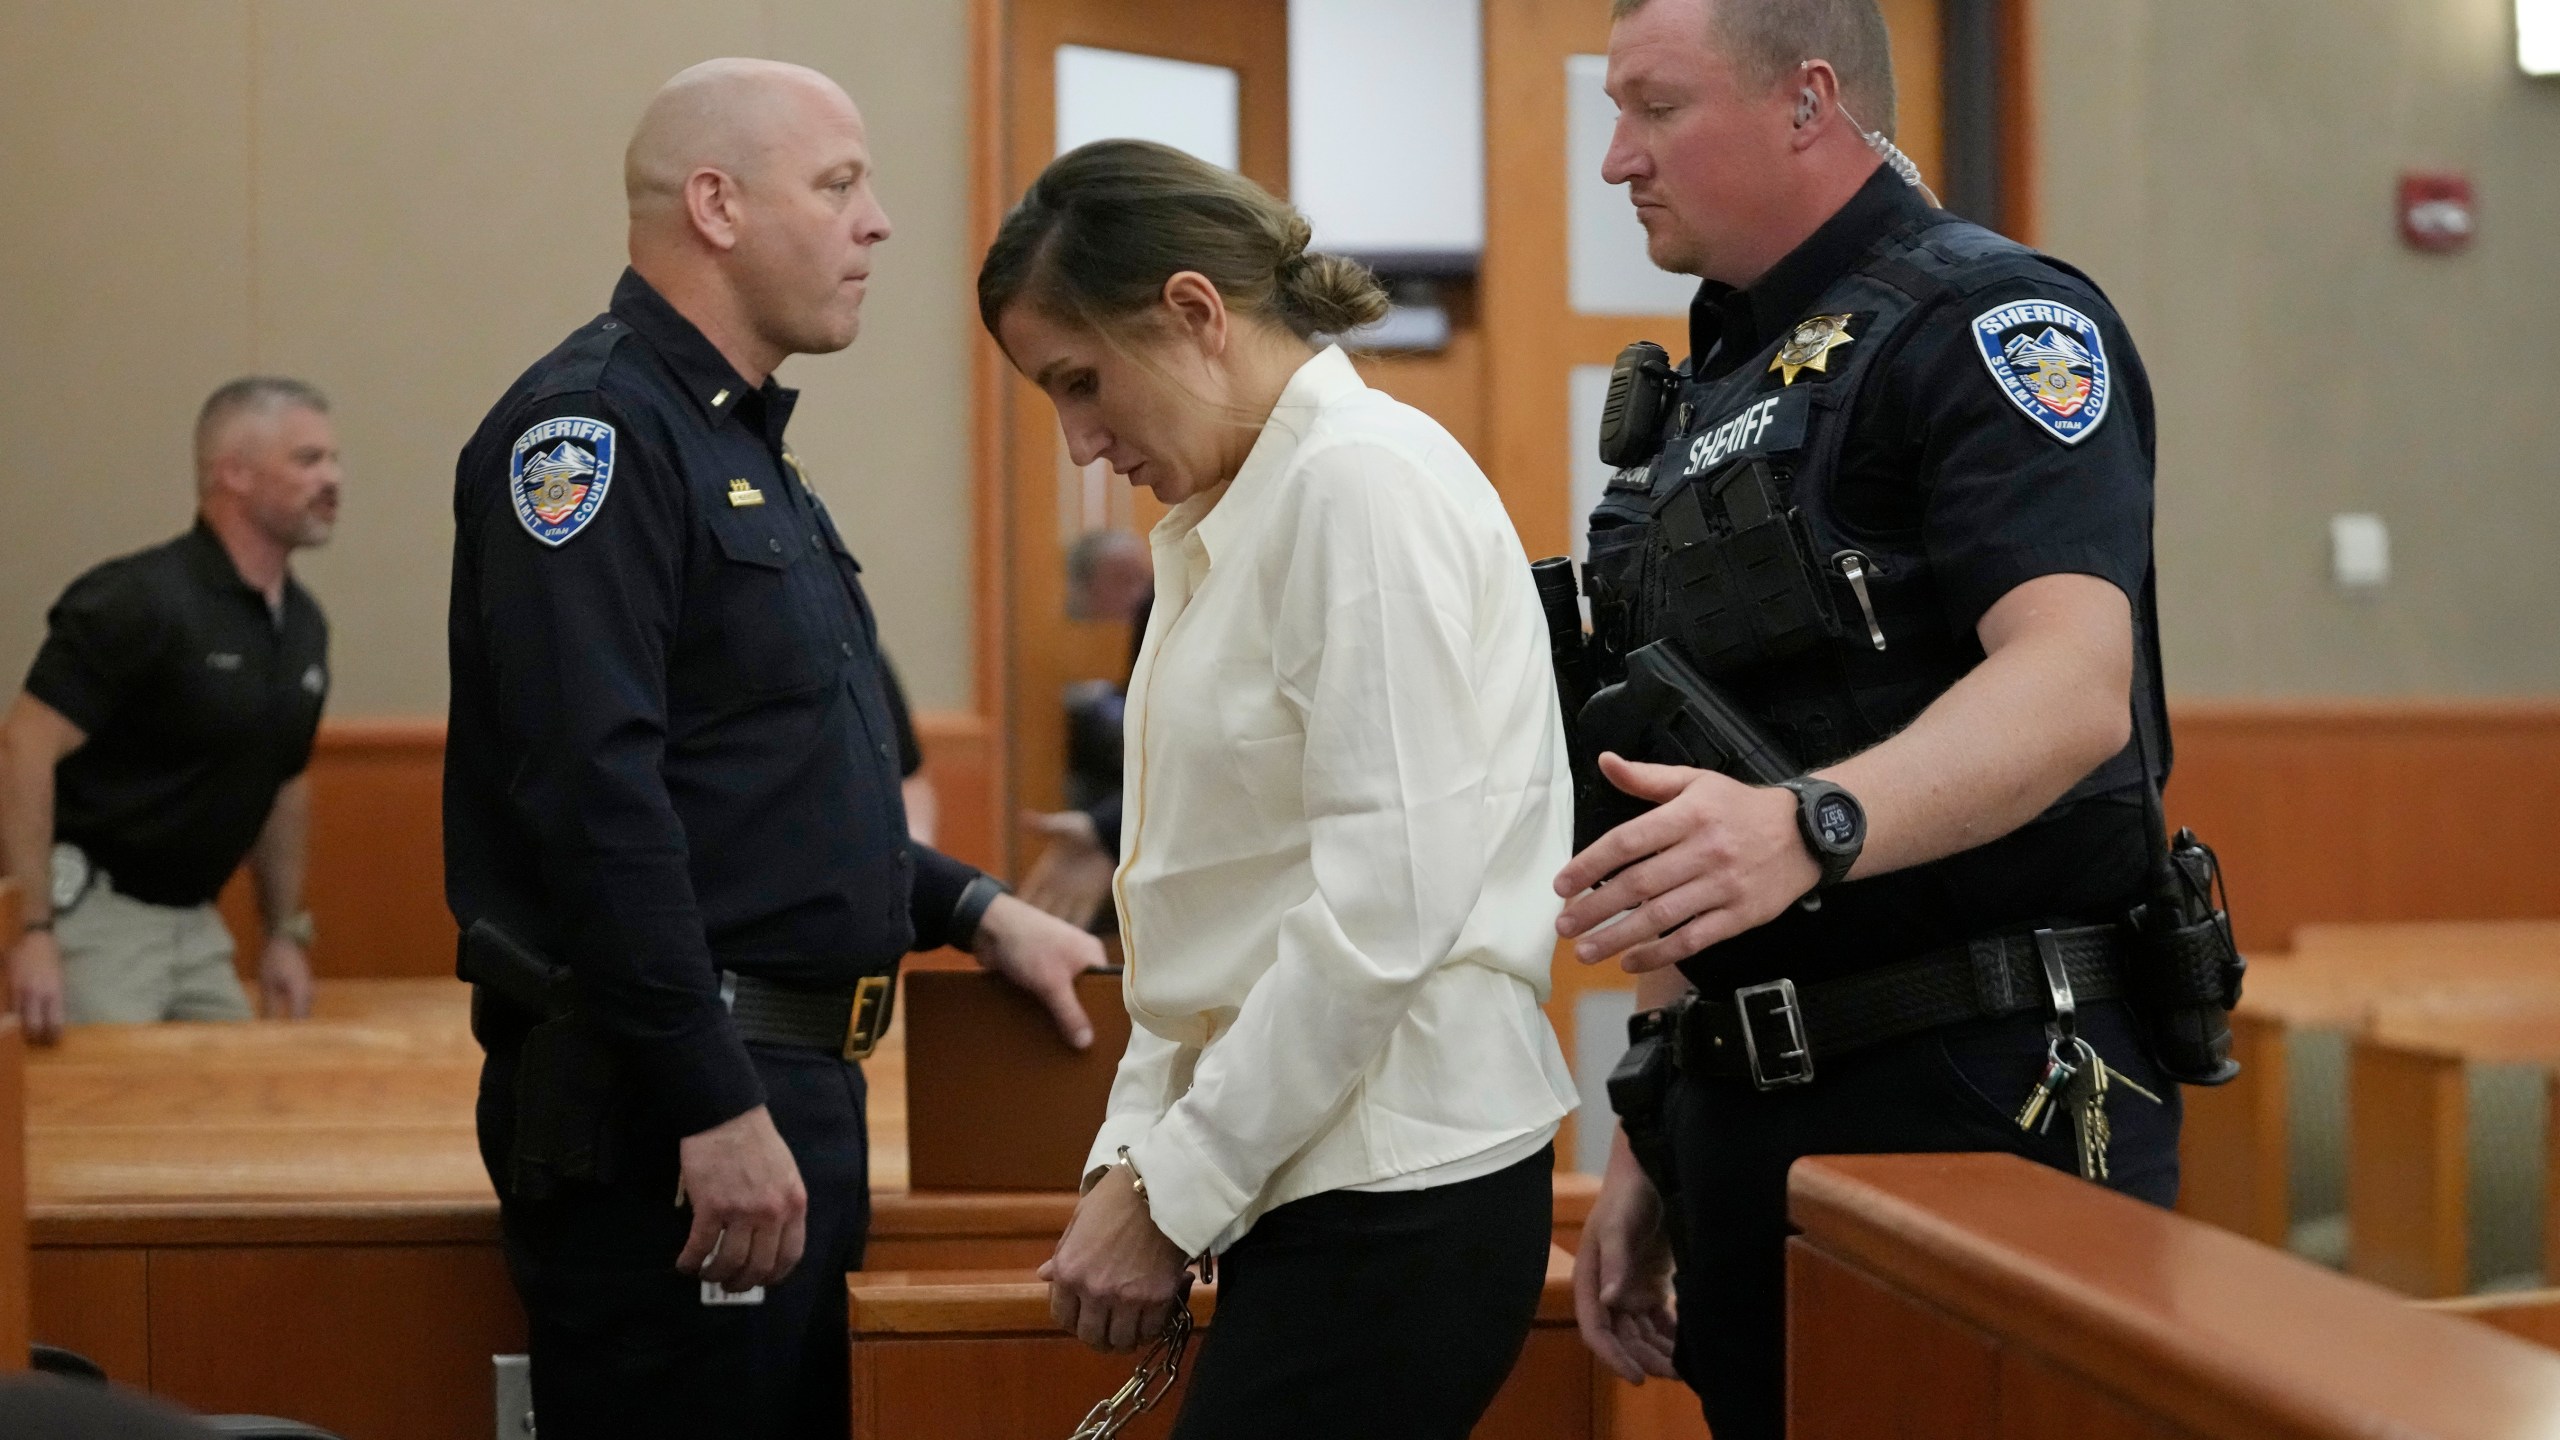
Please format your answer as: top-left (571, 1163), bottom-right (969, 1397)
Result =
top-left (1533, 559), bottom-right (1801, 853)
top-left (1605, 1006), bottom-right (1687, 1258)
top-left (460, 919), bottom-right (625, 1199)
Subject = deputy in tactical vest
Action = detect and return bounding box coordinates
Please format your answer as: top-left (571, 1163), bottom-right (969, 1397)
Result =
top-left (1556, 4), bottom-right (2238, 1438)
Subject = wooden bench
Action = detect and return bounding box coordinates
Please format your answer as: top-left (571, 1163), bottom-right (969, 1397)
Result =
top-left (19, 974), bottom-right (1605, 1435)
top-left (2178, 922), bottom-right (2560, 1252)
top-left (2430, 1288), bottom-right (2560, 1352)
top-left (2344, 996), bottom-right (2560, 1297)
top-left (847, 1247), bottom-right (1602, 1439)
top-left (1789, 1151), bottom-right (2560, 1437)
top-left (2, 1011), bottom-right (25, 1375)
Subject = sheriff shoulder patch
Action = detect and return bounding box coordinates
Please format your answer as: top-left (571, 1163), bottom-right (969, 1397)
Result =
top-left (1970, 300), bottom-right (2111, 446)
top-left (511, 417), bottom-right (616, 547)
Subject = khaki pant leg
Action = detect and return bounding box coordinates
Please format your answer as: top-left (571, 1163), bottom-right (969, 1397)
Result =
top-left (166, 904), bottom-right (253, 1021)
top-left (56, 880), bottom-right (188, 1025)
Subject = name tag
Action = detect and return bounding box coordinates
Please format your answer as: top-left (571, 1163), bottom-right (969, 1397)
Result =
top-left (1681, 387), bottom-right (1812, 478)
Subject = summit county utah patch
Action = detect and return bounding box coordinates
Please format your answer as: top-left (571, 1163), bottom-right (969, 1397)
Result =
top-left (1970, 300), bottom-right (2111, 446)
top-left (511, 417), bottom-right (616, 546)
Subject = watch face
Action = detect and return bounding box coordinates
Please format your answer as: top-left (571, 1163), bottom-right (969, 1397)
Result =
top-left (1813, 794), bottom-right (1861, 850)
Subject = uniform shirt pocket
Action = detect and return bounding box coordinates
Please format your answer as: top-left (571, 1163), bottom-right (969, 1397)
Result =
top-left (706, 515), bottom-right (825, 697)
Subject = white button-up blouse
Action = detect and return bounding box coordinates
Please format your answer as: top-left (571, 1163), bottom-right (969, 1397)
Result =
top-left (1084, 345), bottom-right (1578, 1257)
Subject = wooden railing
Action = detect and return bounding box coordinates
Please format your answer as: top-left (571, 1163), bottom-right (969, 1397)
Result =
top-left (1789, 1152), bottom-right (2560, 1438)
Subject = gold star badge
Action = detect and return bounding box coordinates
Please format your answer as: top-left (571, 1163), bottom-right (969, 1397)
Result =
top-left (1769, 313), bottom-right (1858, 386)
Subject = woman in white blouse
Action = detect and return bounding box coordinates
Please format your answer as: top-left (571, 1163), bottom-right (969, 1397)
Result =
top-left (977, 139), bottom-right (1579, 1437)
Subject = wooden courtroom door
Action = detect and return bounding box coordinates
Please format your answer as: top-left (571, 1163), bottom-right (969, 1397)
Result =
top-left (984, 0), bottom-right (1291, 862)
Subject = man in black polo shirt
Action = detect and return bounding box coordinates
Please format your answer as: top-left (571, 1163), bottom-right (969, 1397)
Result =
top-left (3, 376), bottom-right (340, 1043)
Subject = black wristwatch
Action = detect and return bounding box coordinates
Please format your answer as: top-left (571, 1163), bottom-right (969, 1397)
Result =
top-left (1777, 778), bottom-right (1865, 889)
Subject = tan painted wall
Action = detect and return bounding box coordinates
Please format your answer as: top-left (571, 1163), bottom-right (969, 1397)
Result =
top-left (2038, 0), bottom-right (2560, 696)
top-left (0, 0), bottom-right (976, 714)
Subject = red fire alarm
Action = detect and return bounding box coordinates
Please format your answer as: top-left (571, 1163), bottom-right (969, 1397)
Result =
top-left (2398, 172), bottom-right (2476, 253)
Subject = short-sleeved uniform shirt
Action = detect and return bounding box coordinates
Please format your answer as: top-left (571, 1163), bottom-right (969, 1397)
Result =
top-left (24, 521), bottom-right (328, 908)
top-left (1671, 168), bottom-right (2164, 990)
top-left (444, 268), bottom-right (982, 1134)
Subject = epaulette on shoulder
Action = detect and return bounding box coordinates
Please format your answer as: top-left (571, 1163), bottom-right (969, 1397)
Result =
top-left (1870, 216), bottom-right (2106, 310)
top-left (524, 314), bottom-right (633, 406)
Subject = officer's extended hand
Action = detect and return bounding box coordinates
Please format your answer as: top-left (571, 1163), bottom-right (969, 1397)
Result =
top-left (258, 936), bottom-right (315, 1020)
top-left (7, 930), bottom-right (66, 1045)
top-left (1042, 1164), bottom-right (1190, 1351)
top-left (1554, 754), bottom-right (1820, 974)
top-left (1575, 1136), bottom-right (1680, 1384)
top-left (676, 1105), bottom-right (808, 1292)
top-left (971, 893), bottom-right (1100, 1049)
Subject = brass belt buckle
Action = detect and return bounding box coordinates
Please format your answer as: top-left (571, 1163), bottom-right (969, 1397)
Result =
top-left (843, 975), bottom-right (893, 1060)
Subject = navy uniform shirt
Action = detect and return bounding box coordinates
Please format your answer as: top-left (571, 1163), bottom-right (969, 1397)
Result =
top-left (1679, 168), bottom-right (2164, 987)
top-left (25, 521), bottom-right (328, 908)
top-left (445, 268), bottom-right (981, 1135)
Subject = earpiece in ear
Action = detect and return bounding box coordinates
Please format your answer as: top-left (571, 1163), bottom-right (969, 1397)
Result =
top-left (1795, 89), bottom-right (1818, 127)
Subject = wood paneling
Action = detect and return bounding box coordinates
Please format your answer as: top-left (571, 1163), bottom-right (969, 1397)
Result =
top-left (1993, 0), bottom-right (2038, 243)
top-left (904, 969), bottom-right (1130, 1191)
top-left (1998, 1349), bottom-right (2205, 1440)
top-left (917, 710), bottom-right (1000, 875)
top-left (2345, 1038), bottom-right (2469, 1298)
top-left (2433, 1289), bottom-right (2560, 1353)
top-left (0, 1016), bottom-right (24, 1373)
top-left (1790, 1152), bottom-right (2560, 1438)
top-left (146, 1243), bottom-right (524, 1440)
top-left (2164, 702), bottom-right (2560, 953)
top-left (28, 1248), bottom-right (147, 1385)
top-left (849, 1250), bottom-right (1598, 1440)
top-left (217, 719), bottom-right (450, 981)
top-left (2342, 998), bottom-right (2560, 1299)
top-left (1786, 1239), bottom-right (2000, 1439)
top-left (199, 714), bottom-right (997, 980)
top-left (985, 0), bottom-right (1291, 849)
top-left (2174, 1007), bottom-right (2290, 1245)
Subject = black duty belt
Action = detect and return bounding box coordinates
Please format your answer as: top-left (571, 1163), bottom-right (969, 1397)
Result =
top-left (1661, 924), bottom-right (2133, 1090)
top-left (721, 970), bottom-right (896, 1061)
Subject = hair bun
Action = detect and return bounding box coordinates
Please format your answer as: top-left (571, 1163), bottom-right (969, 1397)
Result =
top-left (1278, 251), bottom-right (1391, 337)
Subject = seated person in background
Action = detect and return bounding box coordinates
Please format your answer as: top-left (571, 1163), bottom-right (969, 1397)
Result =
top-left (1018, 527), bottom-right (1152, 929)
top-left (985, 139), bottom-right (1578, 1437)
top-left (1, 377), bottom-right (340, 1043)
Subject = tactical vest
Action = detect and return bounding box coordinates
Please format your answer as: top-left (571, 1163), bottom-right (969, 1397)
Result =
top-left (1582, 213), bottom-right (2152, 805)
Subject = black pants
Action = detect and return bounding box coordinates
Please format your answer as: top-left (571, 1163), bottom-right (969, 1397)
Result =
top-left (477, 1041), bottom-right (870, 1440)
top-left (1664, 998), bottom-right (2181, 1440)
top-left (1170, 1147), bottom-right (1555, 1440)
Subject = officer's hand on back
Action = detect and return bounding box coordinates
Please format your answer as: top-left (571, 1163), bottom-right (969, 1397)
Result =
top-left (1553, 754), bottom-right (1823, 973)
top-left (7, 930), bottom-right (67, 1045)
top-left (676, 1104), bottom-right (808, 1292)
top-left (970, 893), bottom-right (1102, 1049)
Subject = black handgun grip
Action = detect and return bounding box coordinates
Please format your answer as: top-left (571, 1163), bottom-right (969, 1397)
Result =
top-left (459, 918), bottom-right (572, 1020)
top-left (1579, 640), bottom-right (1799, 787)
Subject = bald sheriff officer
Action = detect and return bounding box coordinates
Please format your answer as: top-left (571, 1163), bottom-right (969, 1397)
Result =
top-left (444, 60), bottom-right (1104, 1440)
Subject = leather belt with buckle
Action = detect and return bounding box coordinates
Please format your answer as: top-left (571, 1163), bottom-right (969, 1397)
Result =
top-left (1667, 924), bottom-right (2135, 1091)
top-left (721, 970), bottom-right (897, 1060)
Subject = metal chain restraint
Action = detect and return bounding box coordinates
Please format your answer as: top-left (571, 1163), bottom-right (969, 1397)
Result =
top-left (1067, 1254), bottom-right (1214, 1440)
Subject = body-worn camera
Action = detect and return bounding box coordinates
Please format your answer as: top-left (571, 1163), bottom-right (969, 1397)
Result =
top-left (1598, 341), bottom-right (1680, 469)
